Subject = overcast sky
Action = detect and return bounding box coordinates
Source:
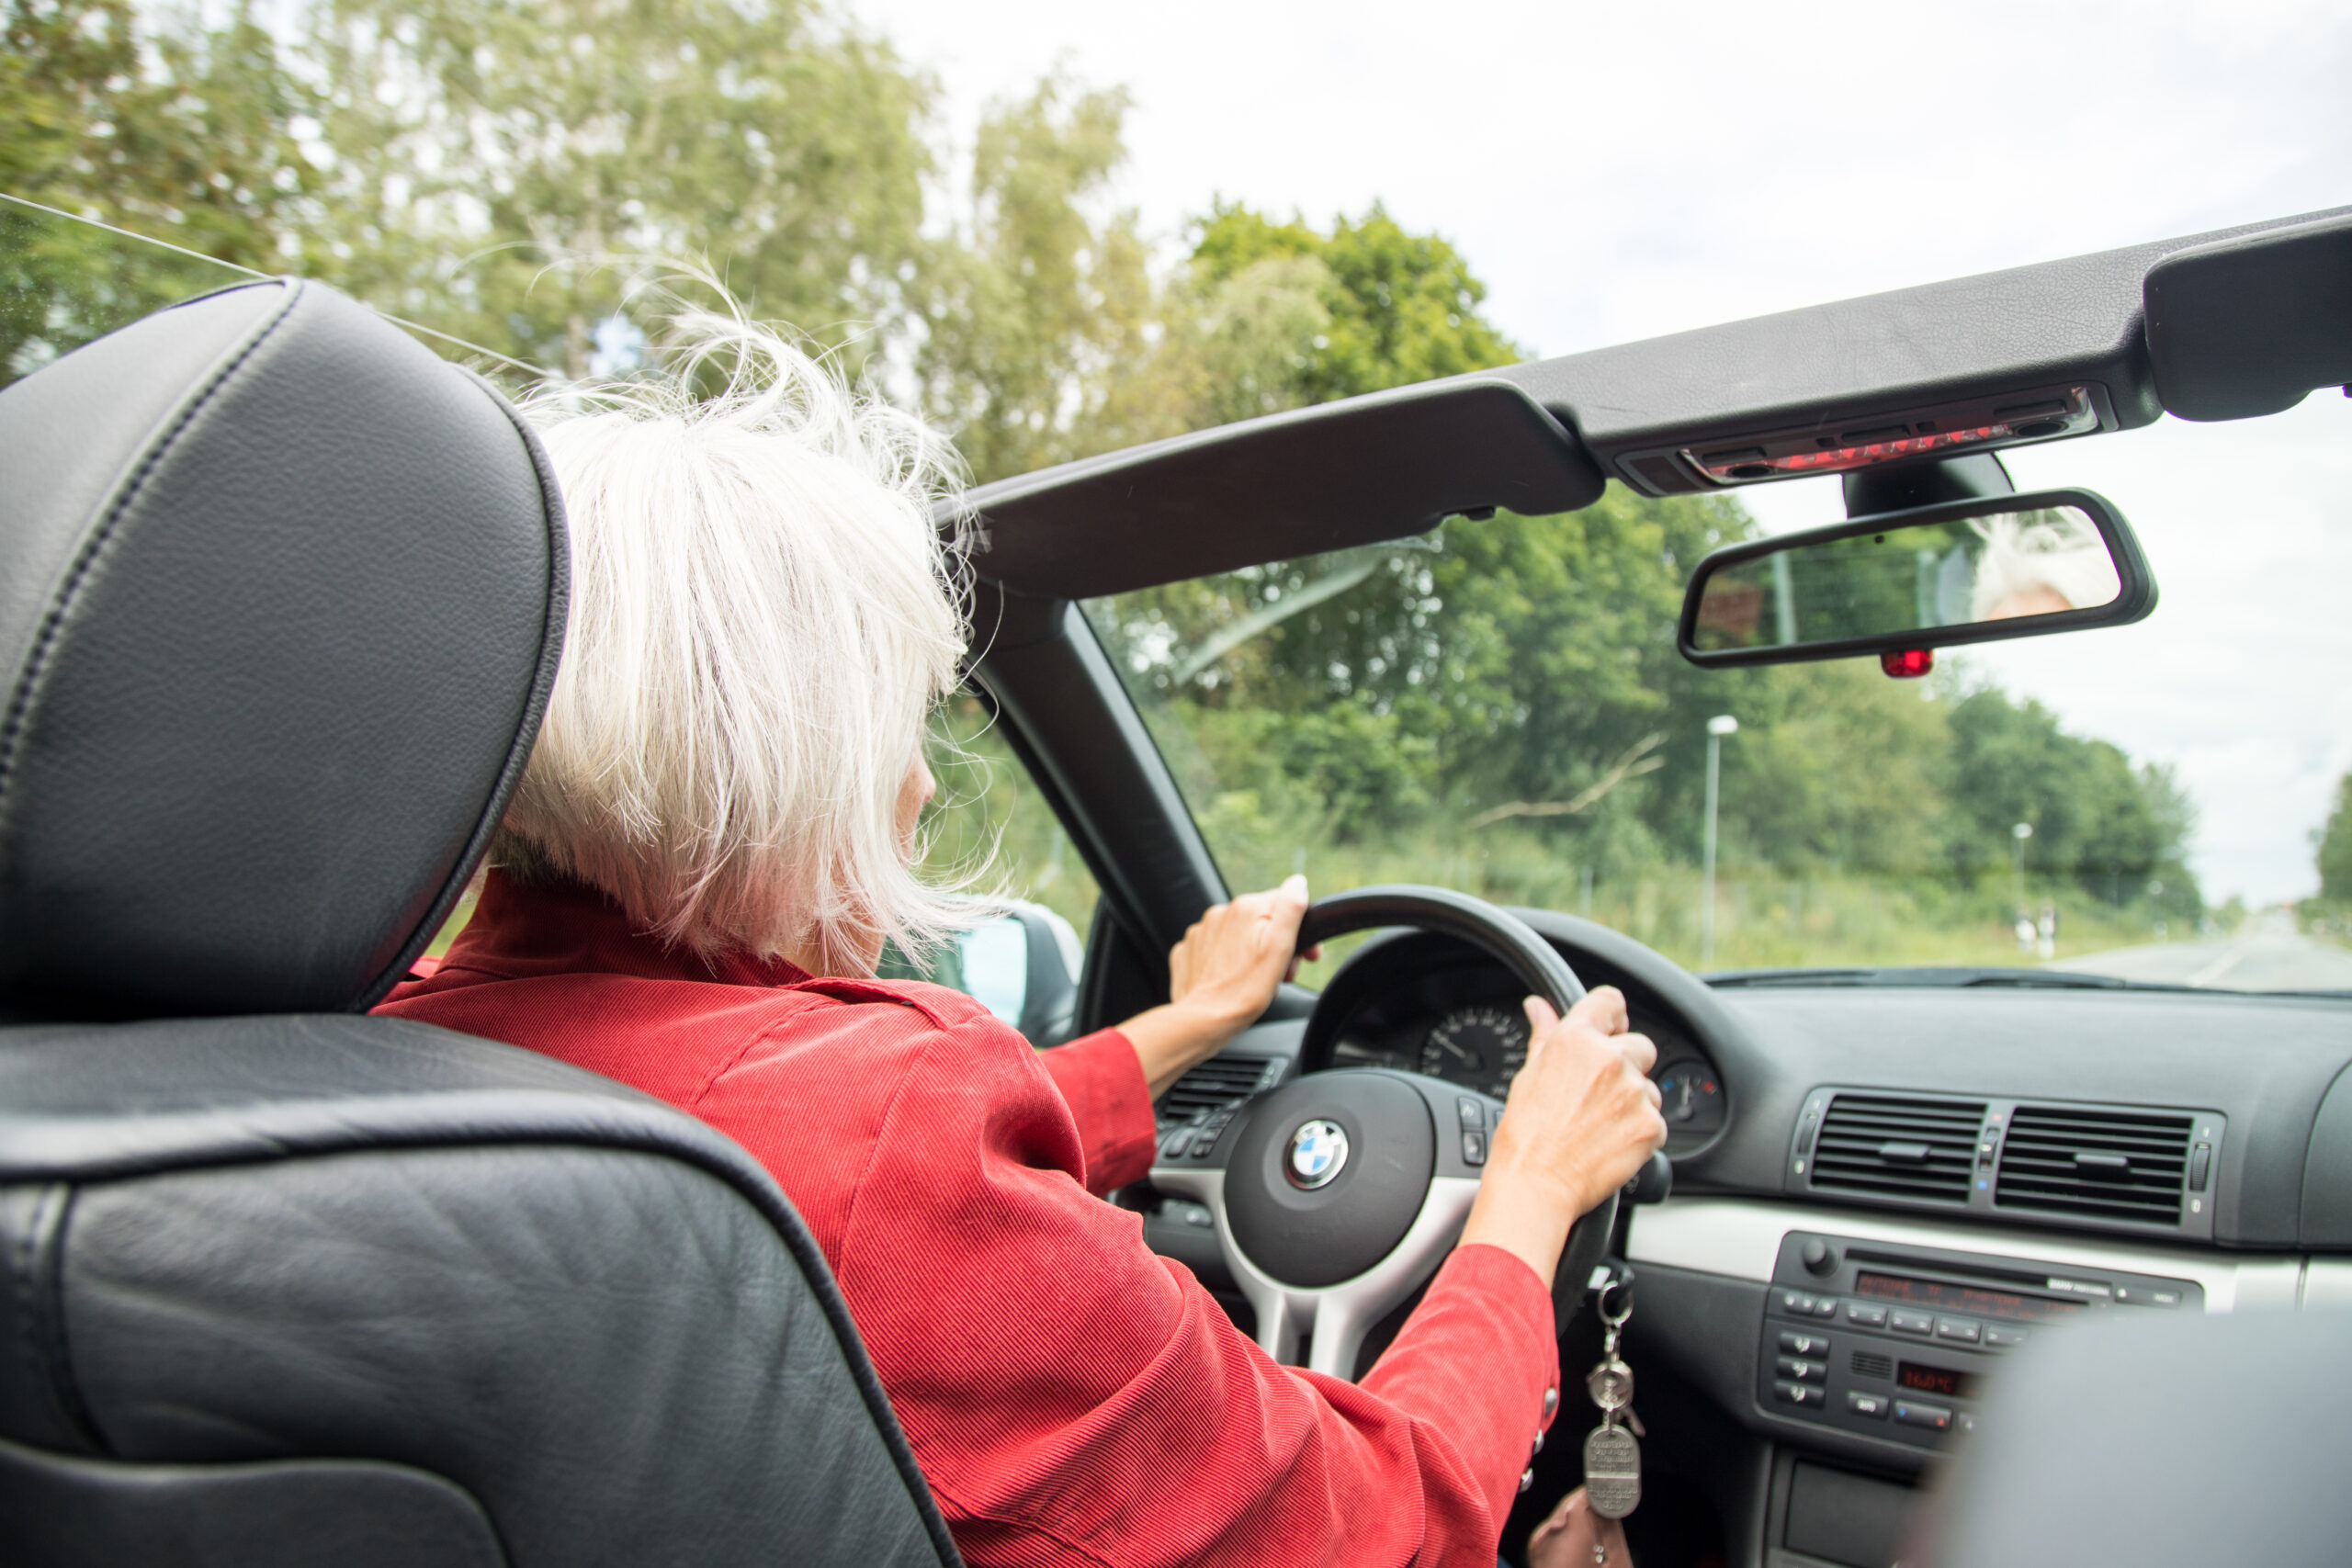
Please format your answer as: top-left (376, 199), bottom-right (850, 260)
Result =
top-left (853, 0), bottom-right (2352, 905)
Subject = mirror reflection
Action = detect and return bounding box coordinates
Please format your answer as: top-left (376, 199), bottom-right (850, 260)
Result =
top-left (1690, 505), bottom-right (2123, 653)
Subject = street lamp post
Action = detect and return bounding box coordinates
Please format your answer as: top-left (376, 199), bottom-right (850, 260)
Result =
top-left (2012, 822), bottom-right (2032, 908)
top-left (2012, 822), bottom-right (2033, 942)
top-left (1702, 715), bottom-right (1739, 966)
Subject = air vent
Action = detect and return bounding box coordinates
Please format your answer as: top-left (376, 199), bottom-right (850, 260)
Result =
top-left (1850, 1350), bottom-right (1894, 1381)
top-left (1996, 1105), bottom-right (2191, 1225)
top-left (1159, 1055), bottom-right (1279, 1123)
top-left (1810, 1094), bottom-right (1984, 1204)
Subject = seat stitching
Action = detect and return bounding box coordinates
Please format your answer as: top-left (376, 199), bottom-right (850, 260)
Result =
top-left (11, 1184), bottom-right (107, 1454)
top-left (0, 280), bottom-right (300, 818)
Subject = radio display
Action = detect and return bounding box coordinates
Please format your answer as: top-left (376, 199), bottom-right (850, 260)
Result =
top-left (1897, 1361), bottom-right (1980, 1400)
top-left (1855, 1270), bottom-right (2085, 1323)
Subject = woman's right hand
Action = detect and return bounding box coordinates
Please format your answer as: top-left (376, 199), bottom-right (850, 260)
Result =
top-left (1457, 985), bottom-right (1668, 1287)
top-left (1529, 1487), bottom-right (1634, 1568)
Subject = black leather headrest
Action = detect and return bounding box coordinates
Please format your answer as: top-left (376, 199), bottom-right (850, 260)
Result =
top-left (0, 279), bottom-right (565, 1020)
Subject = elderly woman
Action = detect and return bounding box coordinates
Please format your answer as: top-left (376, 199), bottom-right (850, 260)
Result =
top-left (379, 320), bottom-right (1666, 1568)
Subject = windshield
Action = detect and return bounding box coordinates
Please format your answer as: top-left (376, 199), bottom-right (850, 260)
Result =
top-left (1080, 412), bottom-right (2352, 994)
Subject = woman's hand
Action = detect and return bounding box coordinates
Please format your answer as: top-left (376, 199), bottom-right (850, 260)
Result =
top-left (1119, 875), bottom-right (1318, 1098)
top-left (1457, 985), bottom-right (1668, 1287)
top-left (1528, 1487), bottom-right (1633, 1568)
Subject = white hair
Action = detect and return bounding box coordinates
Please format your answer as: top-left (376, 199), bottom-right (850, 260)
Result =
top-left (1969, 509), bottom-right (2121, 621)
top-left (495, 310), bottom-right (984, 973)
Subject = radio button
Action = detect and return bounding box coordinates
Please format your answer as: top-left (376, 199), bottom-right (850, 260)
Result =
top-left (1935, 1317), bottom-right (1983, 1344)
top-left (1775, 1381), bottom-right (1826, 1407)
top-left (1846, 1392), bottom-right (1890, 1419)
top-left (1776, 1356), bottom-right (1827, 1382)
top-left (1984, 1325), bottom-right (2030, 1348)
top-left (2114, 1285), bottom-right (2183, 1307)
top-left (1780, 1290), bottom-right (1818, 1314)
top-left (1844, 1303), bottom-right (1889, 1327)
top-left (1891, 1310), bottom-right (1935, 1336)
top-left (1893, 1400), bottom-right (1952, 1432)
top-left (1811, 1297), bottom-right (1840, 1319)
top-left (1778, 1331), bottom-right (1830, 1357)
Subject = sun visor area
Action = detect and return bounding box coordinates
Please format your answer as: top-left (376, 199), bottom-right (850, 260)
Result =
top-left (2144, 212), bottom-right (2352, 423)
top-left (1499, 205), bottom-right (2352, 498)
top-left (956, 379), bottom-right (1604, 600)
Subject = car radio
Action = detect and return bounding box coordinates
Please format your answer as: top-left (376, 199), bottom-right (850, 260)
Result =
top-left (1758, 1230), bottom-right (2201, 1449)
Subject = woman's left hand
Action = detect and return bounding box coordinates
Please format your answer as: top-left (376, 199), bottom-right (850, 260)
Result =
top-left (1120, 875), bottom-right (1318, 1098)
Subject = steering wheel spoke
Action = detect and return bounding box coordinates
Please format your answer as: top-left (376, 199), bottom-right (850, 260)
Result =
top-left (1155, 1068), bottom-right (1498, 1378)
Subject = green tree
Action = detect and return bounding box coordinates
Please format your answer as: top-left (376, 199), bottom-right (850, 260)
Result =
top-left (2, 0), bottom-right (311, 378)
top-left (306, 0), bottom-right (935, 377)
top-left (1921, 686), bottom-right (2198, 910)
top-left (914, 77), bottom-right (1181, 483)
top-left (1189, 202), bottom-right (1522, 405)
top-left (2, 0), bottom-right (311, 266)
top-left (2319, 773), bottom-right (2352, 902)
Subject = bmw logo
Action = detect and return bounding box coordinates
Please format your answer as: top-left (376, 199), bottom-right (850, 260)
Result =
top-left (1286, 1119), bottom-right (1351, 1190)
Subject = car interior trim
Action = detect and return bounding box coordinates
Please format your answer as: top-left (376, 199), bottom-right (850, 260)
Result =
top-left (2143, 209), bottom-right (2352, 422)
top-left (1499, 205), bottom-right (2352, 493)
top-left (2300, 1258), bottom-right (2352, 1308)
top-left (957, 378), bottom-right (1604, 599)
top-left (1628, 1196), bottom-right (2308, 1313)
top-left (968, 595), bottom-right (1226, 959)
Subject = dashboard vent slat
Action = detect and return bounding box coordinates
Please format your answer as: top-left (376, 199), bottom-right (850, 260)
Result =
top-left (1996, 1105), bottom-right (2193, 1225)
top-left (1809, 1094), bottom-right (1984, 1204)
top-left (1159, 1055), bottom-right (1279, 1123)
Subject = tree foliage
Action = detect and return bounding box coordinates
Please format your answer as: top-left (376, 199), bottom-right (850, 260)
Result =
top-left (3, 0), bottom-right (311, 266)
top-left (1189, 202), bottom-right (1521, 404)
top-left (2319, 774), bottom-right (2352, 904)
top-left (1, 0), bottom-right (311, 376)
top-left (914, 77), bottom-right (1169, 482)
top-left (306, 0), bottom-right (933, 378)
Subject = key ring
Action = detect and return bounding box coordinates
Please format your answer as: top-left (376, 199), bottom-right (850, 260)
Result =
top-left (1596, 1277), bottom-right (1634, 1331)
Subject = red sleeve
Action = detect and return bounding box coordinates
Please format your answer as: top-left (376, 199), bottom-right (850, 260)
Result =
top-left (801, 1016), bottom-right (1558, 1567)
top-left (1033, 1028), bottom-right (1159, 1195)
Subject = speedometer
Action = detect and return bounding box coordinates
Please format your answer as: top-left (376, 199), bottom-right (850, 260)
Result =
top-left (1419, 1005), bottom-right (1528, 1097)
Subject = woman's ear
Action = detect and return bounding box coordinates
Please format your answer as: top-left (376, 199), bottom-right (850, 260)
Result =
top-left (897, 755), bottom-right (937, 859)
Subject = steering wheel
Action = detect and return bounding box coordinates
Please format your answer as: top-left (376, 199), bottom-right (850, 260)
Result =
top-left (1148, 885), bottom-right (1633, 1382)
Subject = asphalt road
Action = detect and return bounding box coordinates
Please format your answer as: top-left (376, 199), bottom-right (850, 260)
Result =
top-left (2049, 909), bottom-right (2352, 993)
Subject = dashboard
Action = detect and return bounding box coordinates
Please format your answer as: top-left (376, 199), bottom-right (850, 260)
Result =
top-left (1148, 905), bottom-right (2352, 1567)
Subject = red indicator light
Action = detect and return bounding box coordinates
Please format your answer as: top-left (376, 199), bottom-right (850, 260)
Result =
top-left (1881, 648), bottom-right (1934, 679)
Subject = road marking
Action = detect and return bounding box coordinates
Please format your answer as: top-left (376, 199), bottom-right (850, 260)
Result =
top-left (2186, 947), bottom-right (2247, 987)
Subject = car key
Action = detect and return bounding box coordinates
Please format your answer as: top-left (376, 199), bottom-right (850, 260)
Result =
top-left (1582, 1269), bottom-right (1642, 1528)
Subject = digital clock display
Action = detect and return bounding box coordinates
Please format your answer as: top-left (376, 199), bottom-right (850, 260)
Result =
top-left (1856, 1270), bottom-right (2085, 1324)
top-left (1897, 1361), bottom-right (1979, 1400)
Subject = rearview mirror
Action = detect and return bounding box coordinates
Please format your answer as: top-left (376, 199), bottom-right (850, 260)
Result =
top-left (1677, 488), bottom-right (2156, 668)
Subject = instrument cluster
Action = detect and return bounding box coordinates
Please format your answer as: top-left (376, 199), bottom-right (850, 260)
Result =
top-left (1324, 962), bottom-right (1728, 1155)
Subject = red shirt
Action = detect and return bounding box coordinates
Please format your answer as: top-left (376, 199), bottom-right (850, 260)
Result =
top-left (379, 873), bottom-right (1560, 1565)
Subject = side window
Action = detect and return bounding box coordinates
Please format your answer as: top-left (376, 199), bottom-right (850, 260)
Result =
top-left (878, 694), bottom-right (1099, 1043)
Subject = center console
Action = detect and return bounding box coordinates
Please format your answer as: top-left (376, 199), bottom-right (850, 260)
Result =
top-left (1758, 1229), bottom-right (2202, 1449)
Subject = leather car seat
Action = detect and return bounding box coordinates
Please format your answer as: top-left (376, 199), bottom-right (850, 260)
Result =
top-left (0, 279), bottom-right (961, 1567)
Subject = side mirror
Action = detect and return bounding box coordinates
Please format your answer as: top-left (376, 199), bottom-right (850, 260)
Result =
top-left (956, 901), bottom-right (1084, 1046)
top-left (1677, 487), bottom-right (2156, 669)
